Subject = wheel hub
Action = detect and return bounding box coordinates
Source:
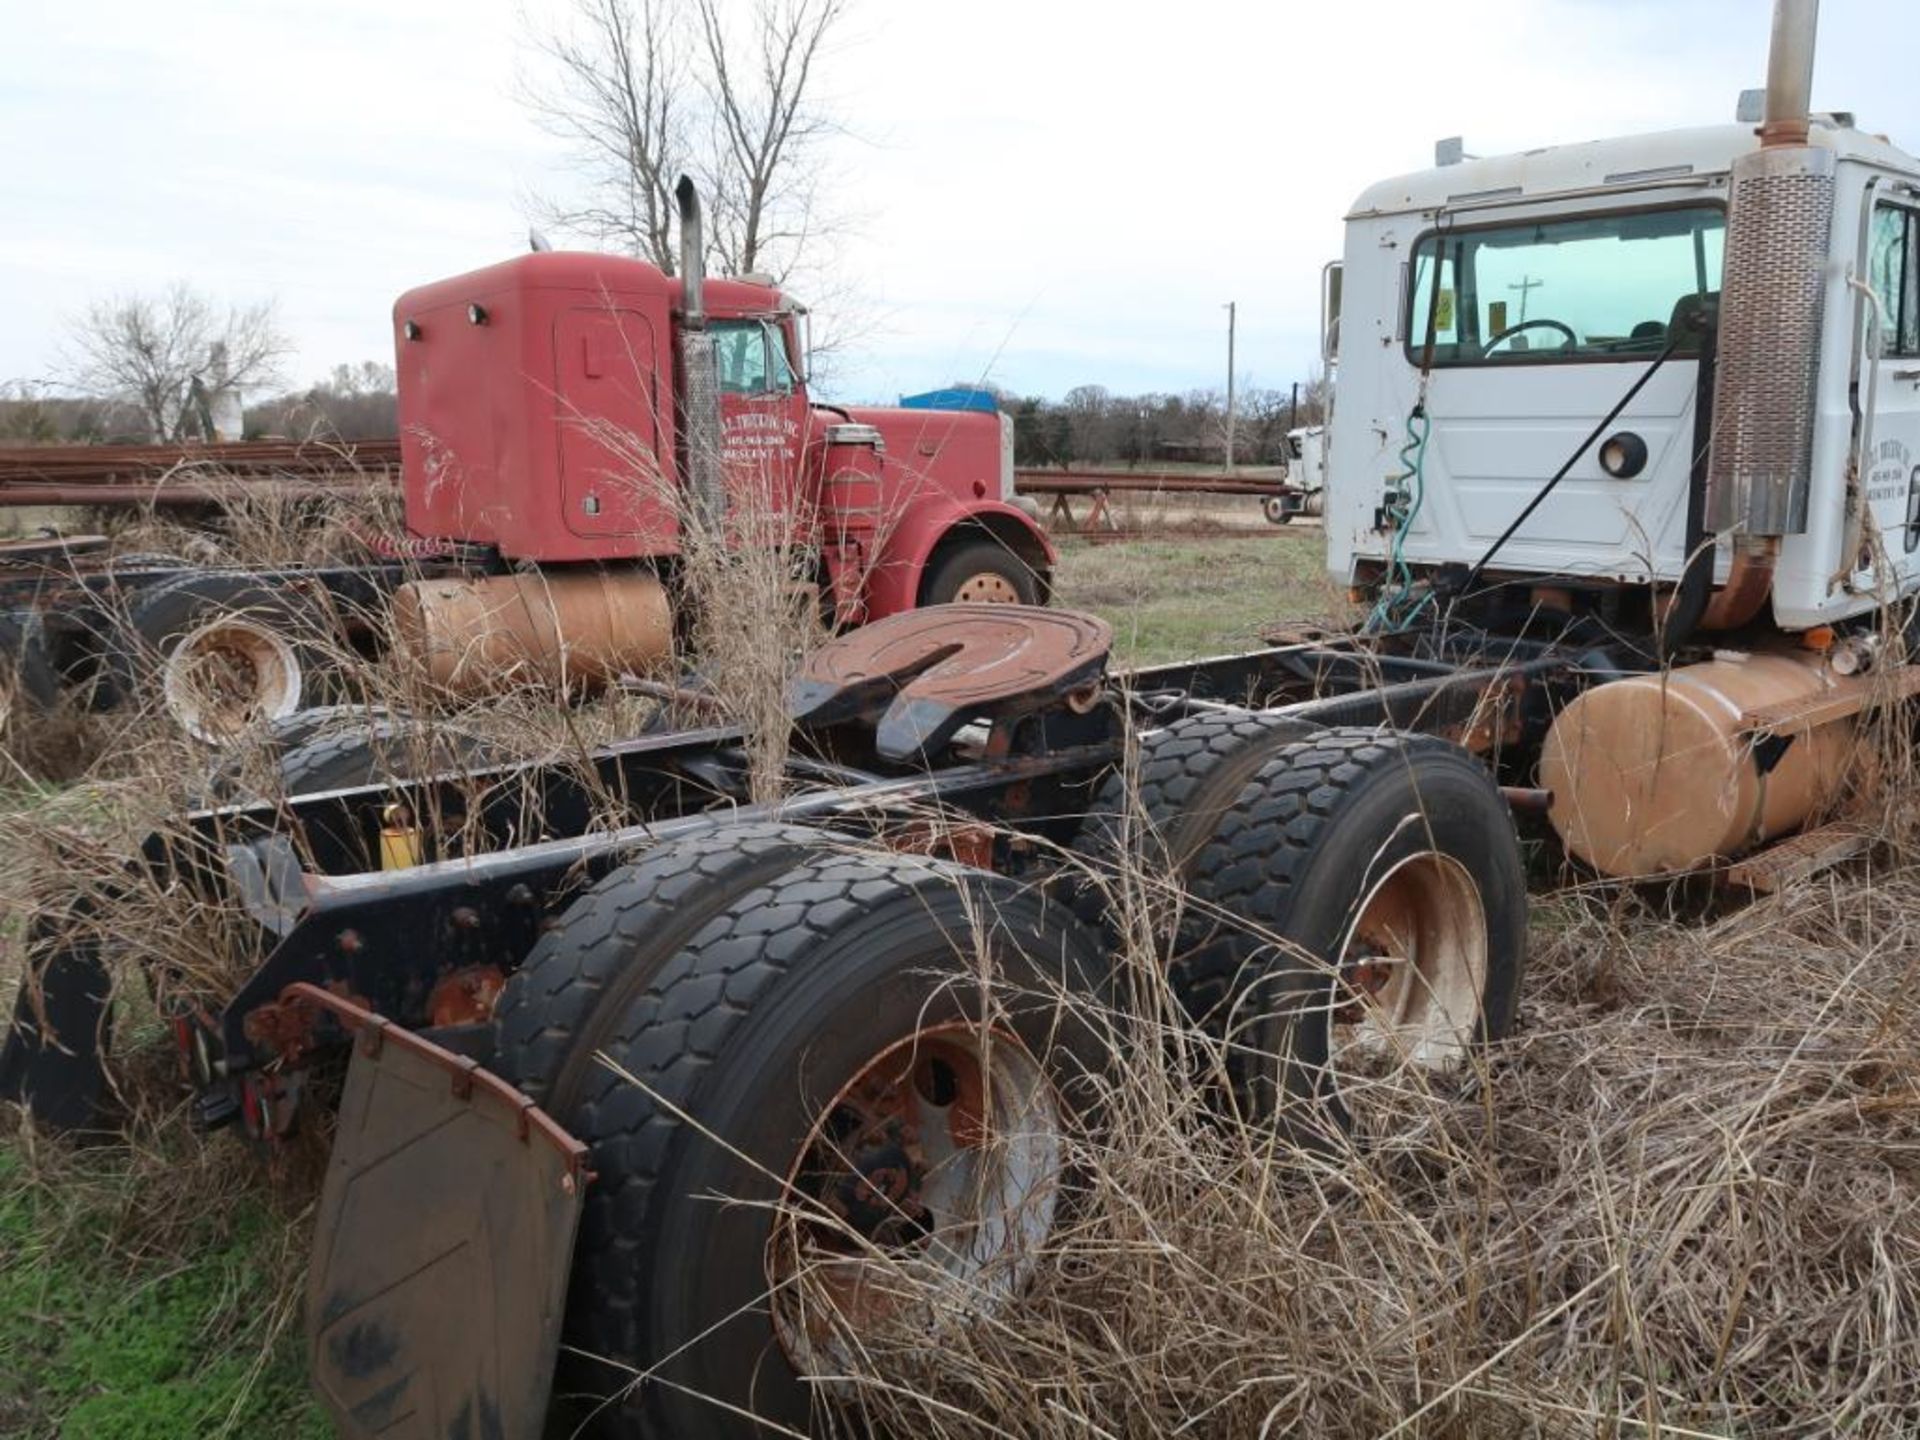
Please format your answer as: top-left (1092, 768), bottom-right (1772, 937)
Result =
top-left (952, 571), bottom-right (1019, 604)
top-left (770, 1024), bottom-right (1060, 1380)
top-left (162, 616), bottom-right (302, 745)
top-left (1329, 850), bottom-right (1487, 1084)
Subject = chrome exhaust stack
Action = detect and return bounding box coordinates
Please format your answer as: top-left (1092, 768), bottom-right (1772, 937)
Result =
top-left (1760, 0), bottom-right (1818, 148)
top-left (676, 175), bottom-right (726, 528)
top-left (1705, 0), bottom-right (1830, 544)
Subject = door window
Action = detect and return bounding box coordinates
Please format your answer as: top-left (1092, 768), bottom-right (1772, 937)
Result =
top-left (1407, 205), bottom-right (1724, 365)
top-left (1870, 204), bottom-right (1920, 357)
top-left (713, 320), bottom-right (797, 394)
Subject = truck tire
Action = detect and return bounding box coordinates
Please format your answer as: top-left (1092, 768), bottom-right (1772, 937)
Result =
top-left (1070, 710), bottom-right (1318, 1005)
top-left (1263, 495), bottom-right (1292, 525)
top-left (0, 612), bottom-right (59, 721)
top-left (199, 704), bottom-right (401, 801)
top-left (1184, 728), bottom-right (1527, 1137)
top-left (116, 571), bottom-right (333, 744)
top-left (1077, 709), bottom-right (1322, 884)
top-left (559, 850), bottom-right (1108, 1437)
top-left (491, 822), bottom-right (836, 1110)
top-left (920, 536), bottom-right (1042, 607)
top-left (105, 551), bottom-right (191, 572)
top-left (273, 716), bottom-right (496, 795)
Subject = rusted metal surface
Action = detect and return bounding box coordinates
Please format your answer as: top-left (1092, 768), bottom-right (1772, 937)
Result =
top-left (391, 569), bottom-right (673, 695)
top-left (1073, 524), bottom-right (1307, 545)
top-left (770, 1021), bottom-right (1059, 1376)
top-left (292, 981), bottom-right (586, 1440)
top-left (1698, 536), bottom-right (1779, 630)
top-left (427, 964), bottom-right (506, 1027)
top-left (1724, 818), bottom-right (1870, 891)
top-left (0, 440), bottom-right (400, 507)
top-left (1013, 468), bottom-right (1306, 538)
top-left (1014, 468), bottom-right (1293, 497)
top-left (882, 817), bottom-right (998, 870)
top-left (1498, 786), bottom-right (1554, 814)
top-left (789, 603), bottom-right (1114, 760)
top-left (1738, 659), bottom-right (1920, 735)
top-left (1539, 648), bottom-right (1863, 878)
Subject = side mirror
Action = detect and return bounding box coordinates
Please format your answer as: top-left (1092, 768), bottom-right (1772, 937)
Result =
top-left (1320, 261), bottom-right (1343, 364)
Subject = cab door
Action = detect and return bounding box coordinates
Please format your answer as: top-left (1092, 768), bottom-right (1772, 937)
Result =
top-left (711, 318), bottom-right (808, 541)
top-left (555, 307), bottom-right (674, 547)
top-left (1858, 198), bottom-right (1920, 595)
top-left (1395, 204), bottom-right (1725, 585)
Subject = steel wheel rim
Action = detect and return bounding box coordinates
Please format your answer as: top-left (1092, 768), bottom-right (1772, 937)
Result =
top-left (1323, 850), bottom-right (1487, 1116)
top-left (162, 616), bottom-right (303, 746)
top-left (952, 571), bottom-right (1020, 604)
top-left (769, 1020), bottom-right (1062, 1377)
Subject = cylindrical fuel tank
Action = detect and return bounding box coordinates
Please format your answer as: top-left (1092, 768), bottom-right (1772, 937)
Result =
top-left (1538, 650), bottom-right (1861, 877)
top-left (392, 569), bottom-right (672, 695)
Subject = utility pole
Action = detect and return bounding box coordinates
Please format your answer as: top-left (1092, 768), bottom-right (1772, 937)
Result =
top-left (1508, 274), bottom-right (1543, 323)
top-left (1224, 301), bottom-right (1237, 472)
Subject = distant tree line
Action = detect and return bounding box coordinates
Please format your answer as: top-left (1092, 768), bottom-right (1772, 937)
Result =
top-left (244, 362), bottom-right (398, 441)
top-left (0, 363), bottom-right (401, 445)
top-left (996, 382), bottom-right (1326, 470)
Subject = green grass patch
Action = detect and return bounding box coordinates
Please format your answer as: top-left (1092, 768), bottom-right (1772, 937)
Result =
top-left (1052, 532), bottom-right (1341, 667)
top-left (0, 1138), bottom-right (328, 1437)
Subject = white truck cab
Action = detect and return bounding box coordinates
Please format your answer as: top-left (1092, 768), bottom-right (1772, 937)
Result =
top-left (1324, 112), bottom-right (1920, 634)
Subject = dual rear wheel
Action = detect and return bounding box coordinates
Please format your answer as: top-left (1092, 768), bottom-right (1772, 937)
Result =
top-left (484, 724), bottom-right (1524, 1436)
top-left (491, 824), bottom-right (1106, 1437)
top-left (1078, 719), bottom-right (1526, 1139)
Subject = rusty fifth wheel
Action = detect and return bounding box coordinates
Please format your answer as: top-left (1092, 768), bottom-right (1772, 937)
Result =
top-left (1184, 727), bottom-right (1526, 1136)
top-left (550, 846), bottom-right (1105, 1437)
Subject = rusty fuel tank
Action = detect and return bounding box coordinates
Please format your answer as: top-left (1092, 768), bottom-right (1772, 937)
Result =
top-left (1538, 648), bottom-right (1863, 878)
top-left (392, 569), bottom-right (672, 695)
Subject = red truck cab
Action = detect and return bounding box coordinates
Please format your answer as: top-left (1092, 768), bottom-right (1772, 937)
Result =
top-left (392, 251), bottom-right (1051, 620)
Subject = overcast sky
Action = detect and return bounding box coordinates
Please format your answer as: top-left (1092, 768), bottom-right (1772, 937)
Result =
top-left (2, 0), bottom-right (1912, 407)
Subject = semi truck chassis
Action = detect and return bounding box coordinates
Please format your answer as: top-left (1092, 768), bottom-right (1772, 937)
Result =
top-left (0, 604), bottom-right (1628, 1436)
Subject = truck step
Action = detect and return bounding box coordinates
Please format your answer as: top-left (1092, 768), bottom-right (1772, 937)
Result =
top-left (1723, 820), bottom-right (1872, 892)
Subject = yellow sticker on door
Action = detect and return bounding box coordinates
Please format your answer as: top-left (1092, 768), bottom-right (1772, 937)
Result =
top-left (1435, 288), bottom-right (1455, 332)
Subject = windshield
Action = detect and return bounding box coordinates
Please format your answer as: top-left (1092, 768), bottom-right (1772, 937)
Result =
top-left (1407, 205), bottom-right (1724, 365)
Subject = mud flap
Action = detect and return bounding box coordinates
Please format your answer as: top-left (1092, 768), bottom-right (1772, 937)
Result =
top-left (0, 924), bottom-right (115, 1134)
top-left (292, 983), bottom-right (588, 1440)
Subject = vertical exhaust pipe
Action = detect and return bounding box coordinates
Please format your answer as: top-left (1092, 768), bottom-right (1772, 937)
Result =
top-left (676, 175), bottom-right (726, 528)
top-left (1760, 0), bottom-right (1818, 149)
top-left (1700, 0), bottom-right (1827, 629)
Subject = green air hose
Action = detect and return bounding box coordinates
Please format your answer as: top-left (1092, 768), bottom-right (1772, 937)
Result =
top-left (1365, 403), bottom-right (1433, 632)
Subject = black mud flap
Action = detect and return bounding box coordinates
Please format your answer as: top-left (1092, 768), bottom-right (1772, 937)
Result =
top-left (0, 923), bottom-right (116, 1134)
top-left (293, 983), bottom-right (588, 1440)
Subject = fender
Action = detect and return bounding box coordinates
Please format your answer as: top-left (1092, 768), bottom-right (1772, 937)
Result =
top-left (865, 498), bottom-right (1056, 619)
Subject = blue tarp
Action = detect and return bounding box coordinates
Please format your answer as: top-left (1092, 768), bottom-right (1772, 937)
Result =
top-left (898, 386), bottom-right (999, 414)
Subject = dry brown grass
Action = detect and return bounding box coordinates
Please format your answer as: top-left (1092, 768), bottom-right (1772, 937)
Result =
top-left (760, 808), bottom-right (1920, 1440)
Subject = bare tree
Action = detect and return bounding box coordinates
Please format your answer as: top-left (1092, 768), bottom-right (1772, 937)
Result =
top-left (65, 284), bottom-right (288, 441)
top-left (691, 0), bottom-right (846, 279)
top-left (527, 0), bottom-right (850, 284)
top-left (527, 0), bottom-right (688, 271)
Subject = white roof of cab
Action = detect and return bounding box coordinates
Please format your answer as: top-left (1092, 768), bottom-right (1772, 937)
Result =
top-left (1348, 120), bottom-right (1919, 219)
